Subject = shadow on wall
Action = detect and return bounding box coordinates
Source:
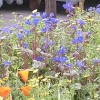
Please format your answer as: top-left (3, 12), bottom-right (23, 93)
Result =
top-left (0, 0), bottom-right (100, 11)
top-left (84, 0), bottom-right (100, 8)
top-left (0, 0), bottom-right (30, 10)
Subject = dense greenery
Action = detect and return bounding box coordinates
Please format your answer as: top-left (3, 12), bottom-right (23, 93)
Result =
top-left (0, 2), bottom-right (100, 100)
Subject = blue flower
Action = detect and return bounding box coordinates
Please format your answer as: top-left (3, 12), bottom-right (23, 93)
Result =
top-left (57, 45), bottom-right (66, 55)
top-left (42, 27), bottom-right (47, 33)
top-left (44, 38), bottom-right (48, 43)
top-left (13, 24), bottom-right (18, 28)
top-left (45, 23), bottom-right (51, 30)
top-left (97, 4), bottom-right (100, 8)
top-left (41, 12), bottom-right (47, 19)
top-left (23, 43), bottom-right (28, 48)
top-left (93, 58), bottom-right (100, 63)
top-left (77, 36), bottom-right (84, 43)
top-left (68, 63), bottom-right (74, 68)
top-left (77, 19), bottom-right (85, 26)
top-left (32, 12), bottom-right (37, 17)
top-left (32, 12), bottom-right (40, 18)
top-left (48, 41), bottom-right (53, 45)
top-left (2, 27), bottom-right (11, 33)
top-left (76, 30), bottom-right (83, 36)
top-left (77, 46), bottom-right (82, 51)
top-left (44, 18), bottom-right (50, 24)
top-left (44, 38), bottom-right (53, 45)
top-left (24, 29), bottom-right (31, 35)
top-left (38, 56), bottom-right (44, 61)
top-left (33, 18), bottom-right (40, 26)
top-left (72, 38), bottom-right (78, 44)
top-left (88, 31), bottom-right (92, 35)
top-left (96, 8), bottom-right (100, 14)
top-left (50, 13), bottom-right (54, 17)
top-left (25, 20), bottom-right (31, 25)
top-left (88, 7), bottom-right (93, 11)
top-left (73, 26), bottom-right (77, 31)
top-left (43, 44), bottom-right (47, 49)
top-left (52, 56), bottom-right (68, 63)
top-left (43, 18), bottom-right (52, 28)
top-left (76, 60), bottom-right (84, 68)
top-left (17, 33), bottom-right (23, 39)
top-left (4, 61), bottom-right (11, 66)
top-left (57, 56), bottom-right (68, 63)
top-left (50, 18), bottom-right (59, 24)
top-left (63, 63), bottom-right (73, 68)
top-left (63, 2), bottom-right (74, 12)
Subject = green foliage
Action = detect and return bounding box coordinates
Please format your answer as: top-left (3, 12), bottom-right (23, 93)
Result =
top-left (0, 7), bottom-right (100, 100)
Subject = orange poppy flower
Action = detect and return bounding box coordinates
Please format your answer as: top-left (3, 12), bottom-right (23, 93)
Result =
top-left (18, 70), bottom-right (29, 83)
top-left (20, 86), bottom-right (31, 96)
top-left (0, 87), bottom-right (11, 99)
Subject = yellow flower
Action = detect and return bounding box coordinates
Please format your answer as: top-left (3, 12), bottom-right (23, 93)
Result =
top-left (58, 84), bottom-right (62, 87)
top-left (12, 12), bottom-right (16, 15)
top-left (25, 15), bottom-right (32, 20)
top-left (87, 18), bottom-right (94, 22)
top-left (86, 44), bottom-right (90, 47)
top-left (96, 48), bottom-right (100, 51)
top-left (84, 16), bottom-right (88, 19)
top-left (28, 83), bottom-right (38, 88)
top-left (94, 93), bottom-right (99, 98)
top-left (33, 84), bottom-right (38, 88)
top-left (33, 78), bottom-right (38, 82)
top-left (0, 96), bottom-right (3, 100)
top-left (38, 76), bottom-right (43, 79)
top-left (17, 52), bottom-right (21, 55)
top-left (45, 76), bottom-right (51, 79)
top-left (33, 69), bottom-right (39, 74)
top-left (76, 7), bottom-right (81, 10)
top-left (13, 57), bottom-right (18, 60)
top-left (3, 77), bottom-right (9, 81)
top-left (28, 98), bottom-right (35, 100)
top-left (66, 80), bottom-right (72, 83)
top-left (27, 84), bottom-right (32, 87)
top-left (0, 43), bottom-right (2, 46)
top-left (83, 74), bottom-right (90, 78)
top-left (40, 92), bottom-right (49, 96)
top-left (29, 78), bottom-right (39, 84)
top-left (0, 80), bottom-right (3, 83)
top-left (6, 98), bottom-right (10, 100)
top-left (42, 78), bottom-right (47, 82)
top-left (30, 67), bottom-right (34, 71)
top-left (0, 80), bottom-right (5, 85)
top-left (32, 9), bottom-right (37, 14)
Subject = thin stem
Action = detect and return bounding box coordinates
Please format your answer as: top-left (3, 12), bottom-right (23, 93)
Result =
top-left (23, 52), bottom-right (28, 69)
top-left (33, 27), bottom-right (38, 60)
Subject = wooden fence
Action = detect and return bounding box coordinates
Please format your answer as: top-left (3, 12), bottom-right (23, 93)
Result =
top-left (45, 0), bottom-right (85, 17)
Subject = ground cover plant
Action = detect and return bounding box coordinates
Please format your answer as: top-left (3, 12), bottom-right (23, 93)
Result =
top-left (1, 2), bottom-right (100, 100)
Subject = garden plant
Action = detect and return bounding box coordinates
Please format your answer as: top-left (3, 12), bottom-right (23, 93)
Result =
top-left (0, 2), bottom-right (100, 100)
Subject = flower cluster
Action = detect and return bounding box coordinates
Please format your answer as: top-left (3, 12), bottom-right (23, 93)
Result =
top-left (0, 2), bottom-right (100, 100)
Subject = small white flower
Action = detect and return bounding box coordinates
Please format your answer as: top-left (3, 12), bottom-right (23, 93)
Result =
top-left (36, 47), bottom-right (41, 52)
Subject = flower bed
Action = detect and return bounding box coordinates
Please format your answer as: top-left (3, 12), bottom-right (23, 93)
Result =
top-left (0, 2), bottom-right (100, 100)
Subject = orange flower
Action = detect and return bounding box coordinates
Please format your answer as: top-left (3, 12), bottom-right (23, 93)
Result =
top-left (0, 87), bottom-right (11, 99)
top-left (20, 86), bottom-right (31, 96)
top-left (18, 70), bottom-right (29, 83)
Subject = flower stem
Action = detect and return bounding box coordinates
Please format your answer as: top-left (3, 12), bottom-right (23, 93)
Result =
top-left (23, 52), bottom-right (28, 69)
